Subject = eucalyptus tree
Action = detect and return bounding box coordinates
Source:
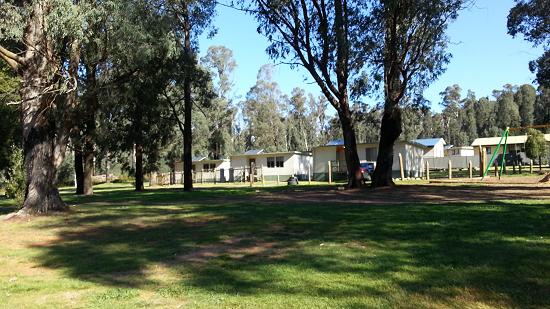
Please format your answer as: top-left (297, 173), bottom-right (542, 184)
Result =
top-left (97, 0), bottom-right (179, 191)
top-left (200, 45), bottom-right (238, 159)
top-left (365, 0), bottom-right (467, 187)
top-left (163, 0), bottom-right (217, 191)
top-left (245, 0), bottom-right (367, 188)
top-left (515, 84), bottom-right (536, 127)
top-left (242, 65), bottom-right (288, 152)
top-left (496, 90), bottom-right (521, 129)
top-left (535, 86), bottom-right (550, 126)
top-left (0, 0), bottom-right (82, 214)
top-left (71, 0), bottom-right (115, 196)
top-left (508, 0), bottom-right (550, 87)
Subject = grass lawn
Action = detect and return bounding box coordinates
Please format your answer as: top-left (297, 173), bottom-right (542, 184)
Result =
top-left (0, 183), bottom-right (549, 308)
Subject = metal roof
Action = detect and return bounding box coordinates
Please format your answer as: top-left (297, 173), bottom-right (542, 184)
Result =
top-left (192, 156), bottom-right (207, 162)
top-left (414, 138), bottom-right (446, 147)
top-left (471, 134), bottom-right (550, 147)
top-left (326, 139), bottom-right (345, 146)
top-left (244, 149), bottom-right (264, 155)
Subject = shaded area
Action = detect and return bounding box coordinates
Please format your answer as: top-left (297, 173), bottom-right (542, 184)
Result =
top-left (30, 186), bottom-right (550, 307)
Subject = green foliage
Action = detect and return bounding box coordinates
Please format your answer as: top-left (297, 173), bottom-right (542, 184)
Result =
top-left (508, 0), bottom-right (550, 87)
top-left (525, 128), bottom-right (548, 161)
top-left (515, 84), bottom-right (537, 127)
top-left (242, 65), bottom-right (288, 152)
top-left (535, 86), bottom-right (550, 127)
top-left (57, 154), bottom-right (74, 186)
top-left (0, 62), bottom-right (20, 172)
top-left (496, 90), bottom-right (521, 129)
top-left (4, 146), bottom-right (25, 205)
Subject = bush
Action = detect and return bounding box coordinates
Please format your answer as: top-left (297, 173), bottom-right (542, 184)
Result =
top-left (57, 154), bottom-right (74, 186)
top-left (5, 147), bottom-right (26, 206)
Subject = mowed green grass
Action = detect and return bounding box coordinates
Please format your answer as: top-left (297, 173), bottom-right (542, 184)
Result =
top-left (0, 183), bottom-right (549, 308)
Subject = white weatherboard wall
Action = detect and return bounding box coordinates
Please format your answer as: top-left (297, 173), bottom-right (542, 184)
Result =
top-left (423, 140), bottom-right (446, 158)
top-left (174, 159), bottom-right (231, 182)
top-left (230, 152), bottom-right (313, 179)
top-left (312, 142), bottom-right (425, 178)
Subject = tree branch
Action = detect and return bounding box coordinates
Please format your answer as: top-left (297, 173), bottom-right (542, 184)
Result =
top-left (0, 44), bottom-right (25, 70)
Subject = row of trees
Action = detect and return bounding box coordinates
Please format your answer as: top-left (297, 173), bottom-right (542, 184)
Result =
top-left (1, 0), bottom-right (547, 215)
top-left (348, 83), bottom-right (550, 146)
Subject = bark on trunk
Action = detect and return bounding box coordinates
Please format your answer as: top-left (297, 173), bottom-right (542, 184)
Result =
top-left (74, 146), bottom-right (84, 194)
top-left (338, 106), bottom-right (362, 188)
top-left (135, 143), bottom-right (144, 191)
top-left (372, 8), bottom-right (404, 188)
top-left (182, 3), bottom-right (193, 192)
top-left (82, 64), bottom-right (97, 195)
top-left (83, 148), bottom-right (94, 195)
top-left (17, 2), bottom-right (68, 215)
top-left (372, 104), bottom-right (402, 187)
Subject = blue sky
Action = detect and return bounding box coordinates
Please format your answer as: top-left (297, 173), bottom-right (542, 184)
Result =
top-left (198, 1), bottom-right (543, 111)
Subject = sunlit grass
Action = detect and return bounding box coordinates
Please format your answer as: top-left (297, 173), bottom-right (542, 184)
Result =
top-left (0, 183), bottom-right (548, 308)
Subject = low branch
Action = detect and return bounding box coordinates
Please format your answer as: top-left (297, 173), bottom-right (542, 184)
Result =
top-left (0, 44), bottom-right (25, 70)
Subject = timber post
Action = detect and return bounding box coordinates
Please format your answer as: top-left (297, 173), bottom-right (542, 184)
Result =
top-left (469, 160), bottom-right (473, 179)
top-left (398, 153), bottom-right (405, 180)
top-left (448, 160), bottom-right (452, 179)
top-left (308, 166), bottom-right (311, 185)
top-left (426, 161), bottom-right (430, 181)
top-left (328, 161), bottom-right (332, 184)
top-left (530, 160), bottom-right (533, 174)
top-left (252, 162), bottom-right (255, 187)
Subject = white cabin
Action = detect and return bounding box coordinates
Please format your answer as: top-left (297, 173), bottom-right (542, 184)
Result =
top-left (312, 140), bottom-right (426, 180)
top-left (229, 150), bottom-right (313, 181)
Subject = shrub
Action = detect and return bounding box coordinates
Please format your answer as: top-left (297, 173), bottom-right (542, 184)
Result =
top-left (5, 146), bottom-right (26, 206)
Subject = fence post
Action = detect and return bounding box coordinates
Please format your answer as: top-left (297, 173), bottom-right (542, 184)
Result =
top-left (519, 163), bottom-right (522, 174)
top-left (277, 174), bottom-right (280, 185)
top-left (308, 166), bottom-right (311, 185)
top-left (399, 153), bottom-right (405, 180)
top-left (448, 160), bottom-right (452, 179)
top-left (328, 161), bottom-right (333, 184)
top-left (479, 146), bottom-right (485, 177)
top-left (426, 161), bottom-right (430, 181)
top-left (494, 161), bottom-right (498, 177)
top-left (261, 165), bottom-right (265, 186)
top-left (469, 160), bottom-right (473, 179)
top-left (530, 160), bottom-right (533, 173)
top-left (250, 162), bottom-right (255, 187)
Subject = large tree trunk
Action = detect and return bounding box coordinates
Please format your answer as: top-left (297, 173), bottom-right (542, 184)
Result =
top-left (135, 143), bottom-right (144, 191)
top-left (83, 147), bottom-right (94, 195)
top-left (182, 3), bottom-right (193, 192)
top-left (372, 7), bottom-right (404, 188)
top-left (372, 103), bottom-right (402, 187)
top-left (338, 105), bottom-right (362, 188)
top-left (16, 2), bottom-right (68, 215)
top-left (82, 64), bottom-right (97, 195)
top-left (74, 146), bottom-right (84, 194)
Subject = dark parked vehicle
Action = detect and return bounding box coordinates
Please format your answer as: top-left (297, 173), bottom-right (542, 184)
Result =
top-left (360, 162), bottom-right (375, 181)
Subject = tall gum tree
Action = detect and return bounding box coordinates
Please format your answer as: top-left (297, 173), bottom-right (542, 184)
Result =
top-left (365, 0), bottom-right (467, 187)
top-left (0, 0), bottom-right (82, 215)
top-left (162, 0), bottom-right (216, 192)
top-left (245, 0), bottom-right (366, 188)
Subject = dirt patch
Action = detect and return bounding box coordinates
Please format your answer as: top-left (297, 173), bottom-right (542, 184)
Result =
top-left (253, 183), bottom-right (550, 205)
top-left (176, 235), bottom-right (287, 265)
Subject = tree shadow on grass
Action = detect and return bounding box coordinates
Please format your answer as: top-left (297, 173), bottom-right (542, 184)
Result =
top-left (32, 195), bottom-right (550, 307)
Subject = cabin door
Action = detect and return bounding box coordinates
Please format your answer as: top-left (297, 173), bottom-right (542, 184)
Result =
top-left (249, 158), bottom-right (256, 175)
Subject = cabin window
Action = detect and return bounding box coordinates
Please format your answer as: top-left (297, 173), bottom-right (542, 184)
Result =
top-left (203, 163), bottom-right (216, 171)
top-left (486, 148), bottom-right (492, 155)
top-left (267, 157), bottom-right (285, 168)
